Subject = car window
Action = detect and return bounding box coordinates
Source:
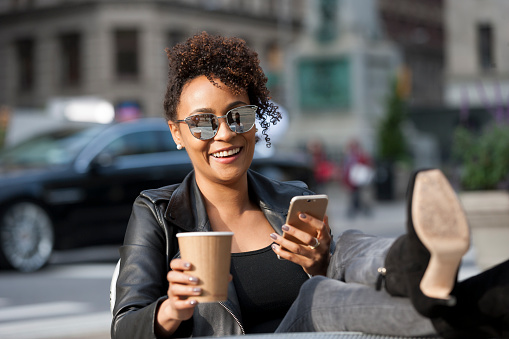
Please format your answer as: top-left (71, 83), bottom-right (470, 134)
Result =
top-left (102, 131), bottom-right (156, 157)
top-left (159, 130), bottom-right (177, 151)
top-left (102, 130), bottom-right (177, 157)
top-left (0, 125), bottom-right (105, 167)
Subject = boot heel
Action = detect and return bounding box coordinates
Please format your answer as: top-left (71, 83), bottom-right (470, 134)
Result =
top-left (412, 169), bottom-right (470, 299)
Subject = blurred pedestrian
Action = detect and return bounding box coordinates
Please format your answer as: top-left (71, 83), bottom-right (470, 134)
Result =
top-left (307, 139), bottom-right (338, 191)
top-left (342, 139), bottom-right (374, 218)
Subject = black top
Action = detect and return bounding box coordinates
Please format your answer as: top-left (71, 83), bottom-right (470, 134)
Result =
top-left (230, 244), bottom-right (310, 333)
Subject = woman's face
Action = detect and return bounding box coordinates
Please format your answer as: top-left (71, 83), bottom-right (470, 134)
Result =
top-left (168, 75), bottom-right (256, 186)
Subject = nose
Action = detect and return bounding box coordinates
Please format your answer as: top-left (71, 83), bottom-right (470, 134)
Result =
top-left (214, 117), bottom-right (235, 141)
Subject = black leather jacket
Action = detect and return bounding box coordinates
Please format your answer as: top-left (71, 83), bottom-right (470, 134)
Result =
top-left (111, 169), bottom-right (315, 338)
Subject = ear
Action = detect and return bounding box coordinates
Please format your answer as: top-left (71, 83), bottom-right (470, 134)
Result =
top-left (168, 121), bottom-right (184, 148)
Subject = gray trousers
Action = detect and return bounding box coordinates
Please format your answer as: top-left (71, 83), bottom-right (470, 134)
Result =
top-left (276, 230), bottom-right (436, 336)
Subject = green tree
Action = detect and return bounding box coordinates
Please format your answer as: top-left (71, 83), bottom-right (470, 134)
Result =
top-left (376, 80), bottom-right (408, 162)
top-left (453, 122), bottom-right (509, 190)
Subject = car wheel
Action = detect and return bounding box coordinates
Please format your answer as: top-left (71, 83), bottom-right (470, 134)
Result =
top-left (0, 202), bottom-right (54, 272)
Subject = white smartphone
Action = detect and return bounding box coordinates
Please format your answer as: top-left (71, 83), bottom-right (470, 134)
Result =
top-left (283, 194), bottom-right (329, 246)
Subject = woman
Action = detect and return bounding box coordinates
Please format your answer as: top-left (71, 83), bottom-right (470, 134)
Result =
top-left (111, 32), bottom-right (508, 338)
top-left (232, 112), bottom-right (244, 132)
top-left (112, 32), bottom-right (331, 338)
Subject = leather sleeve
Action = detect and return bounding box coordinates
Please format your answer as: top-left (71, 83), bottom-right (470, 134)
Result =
top-left (111, 195), bottom-right (192, 338)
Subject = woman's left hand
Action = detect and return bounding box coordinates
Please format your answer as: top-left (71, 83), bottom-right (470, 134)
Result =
top-left (270, 214), bottom-right (332, 276)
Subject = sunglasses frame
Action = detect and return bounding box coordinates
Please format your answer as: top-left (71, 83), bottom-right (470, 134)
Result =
top-left (177, 105), bottom-right (258, 140)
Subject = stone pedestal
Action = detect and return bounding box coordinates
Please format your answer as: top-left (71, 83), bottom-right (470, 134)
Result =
top-left (460, 190), bottom-right (509, 270)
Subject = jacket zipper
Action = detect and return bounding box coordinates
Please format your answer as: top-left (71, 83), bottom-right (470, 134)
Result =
top-left (219, 301), bottom-right (245, 335)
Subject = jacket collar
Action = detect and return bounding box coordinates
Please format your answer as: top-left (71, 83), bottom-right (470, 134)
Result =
top-left (165, 170), bottom-right (209, 233)
top-left (164, 170), bottom-right (311, 234)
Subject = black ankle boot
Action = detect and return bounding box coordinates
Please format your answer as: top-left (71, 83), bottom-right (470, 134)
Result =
top-left (381, 233), bottom-right (455, 318)
top-left (379, 234), bottom-right (428, 298)
top-left (379, 169), bottom-right (467, 318)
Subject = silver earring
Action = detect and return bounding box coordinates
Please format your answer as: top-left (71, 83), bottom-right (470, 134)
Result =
top-left (177, 144), bottom-right (183, 150)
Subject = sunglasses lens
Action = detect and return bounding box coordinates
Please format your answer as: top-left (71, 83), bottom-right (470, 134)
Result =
top-left (188, 114), bottom-right (217, 140)
top-left (227, 106), bottom-right (256, 133)
top-left (185, 106), bottom-right (257, 140)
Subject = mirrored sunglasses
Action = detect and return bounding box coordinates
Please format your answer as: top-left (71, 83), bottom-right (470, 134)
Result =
top-left (177, 105), bottom-right (258, 140)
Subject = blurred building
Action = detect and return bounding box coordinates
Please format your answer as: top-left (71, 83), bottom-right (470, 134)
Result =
top-left (283, 0), bottom-right (401, 154)
top-left (379, 0), bottom-right (445, 168)
top-left (1, 0), bottom-right (452, 167)
top-left (379, 0), bottom-right (444, 108)
top-left (282, 0), bottom-right (445, 163)
top-left (0, 0), bottom-right (304, 120)
top-left (444, 0), bottom-right (509, 116)
top-left (400, 0), bottom-right (509, 166)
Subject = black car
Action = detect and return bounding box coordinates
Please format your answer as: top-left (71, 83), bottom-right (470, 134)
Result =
top-left (0, 118), bottom-right (313, 272)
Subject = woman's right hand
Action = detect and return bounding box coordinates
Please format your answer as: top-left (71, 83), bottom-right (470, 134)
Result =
top-left (155, 258), bottom-right (201, 336)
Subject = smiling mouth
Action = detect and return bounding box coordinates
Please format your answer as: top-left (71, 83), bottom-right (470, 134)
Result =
top-left (212, 147), bottom-right (241, 158)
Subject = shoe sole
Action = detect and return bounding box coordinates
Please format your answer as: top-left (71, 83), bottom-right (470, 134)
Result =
top-left (412, 169), bottom-right (470, 299)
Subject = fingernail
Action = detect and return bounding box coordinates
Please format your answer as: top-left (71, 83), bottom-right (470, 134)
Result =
top-left (189, 300), bottom-right (198, 305)
top-left (272, 244), bottom-right (278, 251)
top-left (282, 225), bottom-right (290, 232)
top-left (270, 233), bottom-right (278, 240)
top-left (183, 262), bottom-right (191, 268)
top-left (299, 213), bottom-right (306, 219)
top-left (192, 287), bottom-right (202, 293)
top-left (188, 276), bottom-right (198, 283)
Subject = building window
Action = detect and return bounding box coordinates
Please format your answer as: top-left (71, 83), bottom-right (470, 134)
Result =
top-left (478, 23), bottom-right (494, 70)
top-left (115, 29), bottom-right (139, 80)
top-left (14, 38), bottom-right (35, 92)
top-left (298, 57), bottom-right (350, 110)
top-left (60, 33), bottom-right (81, 87)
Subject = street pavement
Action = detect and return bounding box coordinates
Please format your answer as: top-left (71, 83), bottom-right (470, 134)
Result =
top-left (0, 264), bottom-right (114, 339)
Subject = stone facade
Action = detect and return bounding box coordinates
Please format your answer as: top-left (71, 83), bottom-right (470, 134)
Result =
top-left (444, 0), bottom-right (509, 110)
top-left (0, 0), bottom-right (304, 118)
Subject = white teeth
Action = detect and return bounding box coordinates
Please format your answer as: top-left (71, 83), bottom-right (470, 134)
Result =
top-left (212, 148), bottom-right (240, 158)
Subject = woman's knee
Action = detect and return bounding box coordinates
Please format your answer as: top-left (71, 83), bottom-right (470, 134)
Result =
top-left (299, 276), bottom-right (327, 295)
top-left (297, 276), bottom-right (348, 307)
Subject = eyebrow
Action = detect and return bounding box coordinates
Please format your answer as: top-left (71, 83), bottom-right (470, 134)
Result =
top-left (187, 101), bottom-right (249, 116)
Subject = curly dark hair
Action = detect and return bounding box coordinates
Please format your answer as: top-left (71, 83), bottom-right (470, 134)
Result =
top-left (163, 31), bottom-right (280, 147)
